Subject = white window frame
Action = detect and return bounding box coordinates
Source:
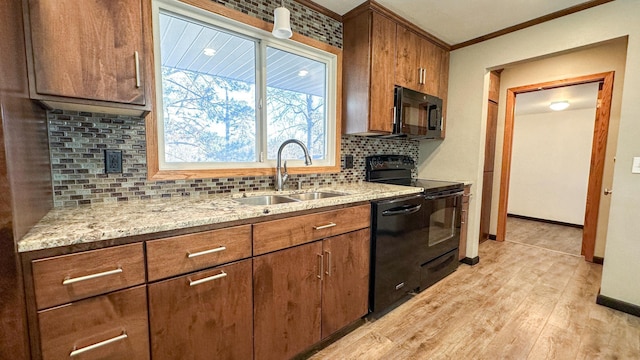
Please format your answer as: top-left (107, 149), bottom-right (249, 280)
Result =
top-left (151, 0), bottom-right (338, 174)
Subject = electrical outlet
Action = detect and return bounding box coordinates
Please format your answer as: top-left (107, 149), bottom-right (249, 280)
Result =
top-left (632, 157), bottom-right (640, 174)
top-left (105, 150), bottom-right (123, 174)
top-left (345, 154), bottom-right (354, 169)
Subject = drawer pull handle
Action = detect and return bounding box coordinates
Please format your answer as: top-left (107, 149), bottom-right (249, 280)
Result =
top-left (187, 246), bottom-right (227, 258)
top-left (134, 51), bottom-right (141, 88)
top-left (70, 332), bottom-right (127, 357)
top-left (62, 268), bottom-right (123, 285)
top-left (313, 222), bottom-right (337, 230)
top-left (189, 271), bottom-right (227, 287)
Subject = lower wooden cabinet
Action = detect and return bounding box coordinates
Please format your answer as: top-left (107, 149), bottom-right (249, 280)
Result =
top-left (321, 229), bottom-right (370, 338)
top-left (148, 259), bottom-right (253, 360)
top-left (37, 285), bottom-right (149, 360)
top-left (253, 229), bottom-right (370, 360)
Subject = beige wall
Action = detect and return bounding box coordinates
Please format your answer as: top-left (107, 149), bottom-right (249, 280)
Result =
top-left (508, 108), bottom-right (597, 226)
top-left (490, 38), bottom-right (628, 258)
top-left (417, 0), bottom-right (640, 305)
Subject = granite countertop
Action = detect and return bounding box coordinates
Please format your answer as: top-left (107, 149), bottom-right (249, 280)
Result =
top-left (18, 182), bottom-right (423, 252)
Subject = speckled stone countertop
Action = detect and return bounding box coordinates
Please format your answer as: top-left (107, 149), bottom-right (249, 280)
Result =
top-left (18, 182), bottom-right (423, 252)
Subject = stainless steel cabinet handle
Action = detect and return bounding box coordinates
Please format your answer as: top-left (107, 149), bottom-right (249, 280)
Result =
top-left (317, 254), bottom-right (323, 279)
top-left (461, 209), bottom-right (467, 224)
top-left (134, 51), bottom-right (141, 88)
top-left (62, 268), bottom-right (122, 285)
top-left (421, 68), bottom-right (425, 84)
top-left (70, 332), bottom-right (127, 357)
top-left (187, 246), bottom-right (226, 258)
top-left (324, 250), bottom-right (331, 276)
top-left (189, 271), bottom-right (227, 286)
top-left (604, 188), bottom-right (613, 195)
top-left (418, 68), bottom-right (422, 84)
top-left (313, 222), bottom-right (337, 230)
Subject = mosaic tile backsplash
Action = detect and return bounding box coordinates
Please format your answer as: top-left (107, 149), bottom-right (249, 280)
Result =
top-left (48, 111), bottom-right (419, 207)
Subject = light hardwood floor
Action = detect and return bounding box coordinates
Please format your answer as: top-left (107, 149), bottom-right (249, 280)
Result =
top-left (309, 240), bottom-right (640, 359)
top-left (506, 216), bottom-right (583, 256)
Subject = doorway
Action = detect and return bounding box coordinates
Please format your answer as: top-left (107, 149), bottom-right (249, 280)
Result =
top-left (496, 72), bottom-right (615, 262)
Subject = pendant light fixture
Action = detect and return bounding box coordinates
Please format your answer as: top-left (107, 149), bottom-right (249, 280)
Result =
top-left (272, 0), bottom-right (293, 39)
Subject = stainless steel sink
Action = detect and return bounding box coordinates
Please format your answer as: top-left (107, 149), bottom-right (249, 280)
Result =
top-left (285, 192), bottom-right (346, 201)
top-left (234, 195), bottom-right (299, 206)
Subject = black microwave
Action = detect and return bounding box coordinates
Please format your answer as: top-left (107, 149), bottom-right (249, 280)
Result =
top-left (394, 86), bottom-right (444, 140)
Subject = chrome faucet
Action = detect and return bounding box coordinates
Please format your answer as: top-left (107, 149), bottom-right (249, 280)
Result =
top-left (276, 139), bottom-right (312, 191)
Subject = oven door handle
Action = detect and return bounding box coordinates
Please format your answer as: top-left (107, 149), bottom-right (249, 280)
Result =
top-left (382, 204), bottom-right (422, 216)
top-left (424, 191), bottom-right (464, 200)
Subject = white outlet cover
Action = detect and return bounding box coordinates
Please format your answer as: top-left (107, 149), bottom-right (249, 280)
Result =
top-left (632, 157), bottom-right (640, 174)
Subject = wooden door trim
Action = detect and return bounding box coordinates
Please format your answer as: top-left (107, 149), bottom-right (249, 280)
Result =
top-left (496, 71), bottom-right (615, 263)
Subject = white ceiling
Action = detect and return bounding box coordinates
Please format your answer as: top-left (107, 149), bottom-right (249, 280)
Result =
top-left (311, 0), bottom-right (597, 45)
top-left (515, 82), bottom-right (599, 116)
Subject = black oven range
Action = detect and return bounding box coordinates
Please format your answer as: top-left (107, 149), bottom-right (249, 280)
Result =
top-left (366, 155), bottom-right (464, 315)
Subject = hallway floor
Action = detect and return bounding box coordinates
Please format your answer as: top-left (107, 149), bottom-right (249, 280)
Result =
top-left (309, 240), bottom-right (640, 359)
top-left (505, 216), bottom-right (583, 256)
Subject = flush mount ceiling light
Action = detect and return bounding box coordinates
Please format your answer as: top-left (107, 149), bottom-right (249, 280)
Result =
top-left (272, 0), bottom-right (292, 39)
top-left (202, 48), bottom-right (216, 57)
top-left (297, 69), bottom-right (308, 77)
top-left (549, 100), bottom-right (570, 111)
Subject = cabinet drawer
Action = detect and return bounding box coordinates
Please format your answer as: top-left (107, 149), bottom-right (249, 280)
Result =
top-left (38, 285), bottom-right (149, 360)
top-left (32, 243), bottom-right (145, 310)
top-left (253, 204), bottom-right (370, 255)
top-left (146, 225), bottom-right (252, 281)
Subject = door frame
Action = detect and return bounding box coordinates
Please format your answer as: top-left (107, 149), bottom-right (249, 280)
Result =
top-left (496, 71), bottom-right (615, 262)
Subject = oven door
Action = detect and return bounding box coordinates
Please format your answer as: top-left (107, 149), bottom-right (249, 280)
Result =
top-left (421, 191), bottom-right (463, 264)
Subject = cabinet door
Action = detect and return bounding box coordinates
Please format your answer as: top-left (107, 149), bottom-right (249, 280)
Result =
top-left (419, 39), bottom-right (442, 96)
top-left (148, 259), bottom-right (253, 360)
top-left (369, 12), bottom-right (396, 133)
top-left (254, 242), bottom-right (322, 360)
top-left (321, 229), bottom-right (370, 338)
top-left (396, 25), bottom-right (421, 91)
top-left (27, 0), bottom-right (145, 104)
top-left (38, 285), bottom-right (149, 360)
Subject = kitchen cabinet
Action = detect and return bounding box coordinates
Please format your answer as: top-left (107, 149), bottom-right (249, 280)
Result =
top-left (254, 229), bottom-right (370, 360)
top-left (396, 25), bottom-right (444, 97)
top-left (342, 3), bottom-right (449, 136)
top-left (459, 184), bottom-right (471, 261)
top-left (38, 285), bottom-right (150, 360)
top-left (148, 259), bottom-right (253, 360)
top-left (480, 70), bottom-right (501, 241)
top-left (23, 0), bottom-right (152, 114)
top-left (343, 9), bottom-right (396, 135)
top-left (253, 206), bottom-right (371, 360)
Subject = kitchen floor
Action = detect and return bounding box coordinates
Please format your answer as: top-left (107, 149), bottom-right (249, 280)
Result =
top-left (309, 240), bottom-right (640, 359)
top-left (505, 216), bottom-right (583, 256)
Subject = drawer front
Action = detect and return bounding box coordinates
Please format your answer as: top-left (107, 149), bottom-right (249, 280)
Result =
top-left (148, 259), bottom-right (253, 360)
top-left (38, 285), bottom-right (149, 360)
top-left (253, 204), bottom-right (371, 255)
top-left (32, 243), bottom-right (145, 310)
top-left (146, 225), bottom-right (252, 281)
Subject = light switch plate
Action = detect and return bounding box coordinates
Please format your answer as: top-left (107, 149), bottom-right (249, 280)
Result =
top-left (632, 157), bottom-right (640, 174)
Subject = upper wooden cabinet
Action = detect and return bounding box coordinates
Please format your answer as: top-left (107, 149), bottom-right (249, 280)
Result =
top-left (396, 25), bottom-right (444, 97)
top-left (343, 10), bottom-right (396, 135)
top-left (23, 0), bottom-right (152, 115)
top-left (342, 3), bottom-right (450, 136)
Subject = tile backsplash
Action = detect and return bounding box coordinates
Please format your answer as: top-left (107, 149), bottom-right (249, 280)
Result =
top-left (48, 111), bottom-right (419, 207)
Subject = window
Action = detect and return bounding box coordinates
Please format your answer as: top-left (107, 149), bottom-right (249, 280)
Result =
top-left (150, 0), bottom-right (340, 178)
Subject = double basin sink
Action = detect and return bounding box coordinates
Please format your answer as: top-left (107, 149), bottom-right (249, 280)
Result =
top-left (235, 191), bottom-right (346, 206)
